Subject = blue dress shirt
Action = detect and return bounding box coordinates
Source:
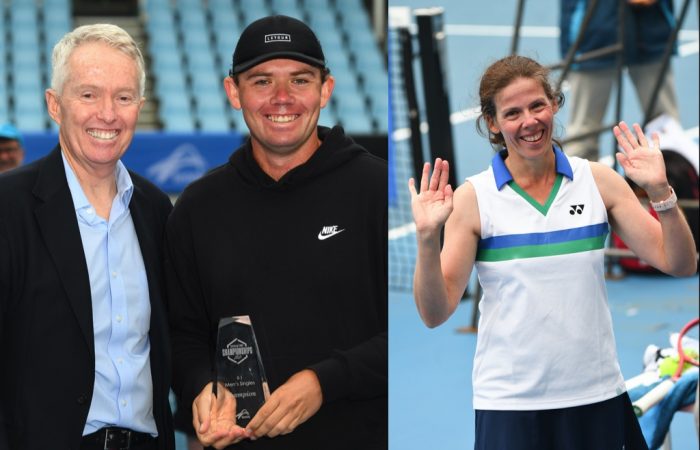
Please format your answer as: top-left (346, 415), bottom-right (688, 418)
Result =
top-left (62, 153), bottom-right (158, 436)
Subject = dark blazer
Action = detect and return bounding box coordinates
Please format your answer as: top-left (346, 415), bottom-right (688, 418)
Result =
top-left (0, 146), bottom-right (175, 450)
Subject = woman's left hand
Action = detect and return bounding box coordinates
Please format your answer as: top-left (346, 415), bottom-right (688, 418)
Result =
top-left (613, 121), bottom-right (670, 199)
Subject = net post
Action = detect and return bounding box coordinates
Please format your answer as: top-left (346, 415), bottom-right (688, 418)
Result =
top-left (414, 8), bottom-right (457, 187)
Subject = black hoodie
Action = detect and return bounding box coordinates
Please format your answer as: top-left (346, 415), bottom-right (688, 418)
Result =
top-left (166, 126), bottom-right (387, 449)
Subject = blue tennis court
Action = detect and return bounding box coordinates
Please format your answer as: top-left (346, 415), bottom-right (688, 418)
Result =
top-left (388, 0), bottom-right (699, 449)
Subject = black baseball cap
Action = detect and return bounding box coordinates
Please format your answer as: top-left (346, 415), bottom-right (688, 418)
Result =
top-left (230, 15), bottom-right (326, 75)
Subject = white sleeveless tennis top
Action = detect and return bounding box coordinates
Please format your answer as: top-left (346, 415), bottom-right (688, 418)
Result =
top-left (468, 148), bottom-right (626, 410)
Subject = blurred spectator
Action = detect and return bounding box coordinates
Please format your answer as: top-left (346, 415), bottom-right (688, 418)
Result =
top-left (560, 0), bottom-right (680, 161)
top-left (0, 123), bottom-right (25, 173)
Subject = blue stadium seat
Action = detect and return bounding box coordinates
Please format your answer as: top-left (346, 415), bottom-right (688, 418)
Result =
top-left (179, 8), bottom-right (207, 30)
top-left (15, 111), bottom-right (47, 132)
top-left (215, 37), bottom-right (237, 67)
top-left (145, 9), bottom-right (175, 30)
top-left (353, 46), bottom-right (385, 72)
top-left (151, 47), bottom-right (182, 71)
top-left (187, 50), bottom-right (217, 73)
top-left (13, 87), bottom-right (48, 132)
top-left (238, 0), bottom-right (271, 24)
top-left (339, 7), bottom-right (371, 29)
top-left (326, 50), bottom-right (352, 74)
top-left (195, 91), bottom-right (227, 114)
top-left (302, 0), bottom-right (331, 10)
top-left (0, 81), bottom-right (8, 122)
top-left (334, 93), bottom-right (367, 117)
top-left (195, 91), bottom-right (230, 131)
top-left (176, 0), bottom-right (204, 9)
top-left (316, 31), bottom-right (345, 60)
top-left (12, 71), bottom-right (42, 91)
top-left (9, 4), bottom-right (38, 28)
top-left (43, 0), bottom-right (69, 7)
top-left (330, 69), bottom-right (362, 100)
top-left (149, 28), bottom-right (178, 50)
top-left (269, 0), bottom-right (305, 19)
top-left (363, 71), bottom-right (388, 96)
top-left (43, 4), bottom-right (71, 30)
top-left (374, 112), bottom-right (389, 133)
top-left (14, 90), bottom-right (45, 113)
top-left (307, 9), bottom-right (336, 32)
top-left (190, 71), bottom-right (222, 94)
top-left (11, 25), bottom-right (40, 47)
top-left (162, 110), bottom-right (196, 132)
top-left (370, 93), bottom-right (389, 131)
top-left (339, 114), bottom-right (373, 134)
top-left (209, 0), bottom-right (235, 10)
top-left (211, 11), bottom-right (240, 36)
top-left (155, 74), bottom-right (188, 100)
top-left (227, 108), bottom-right (248, 132)
top-left (140, 0), bottom-right (378, 134)
top-left (11, 50), bottom-right (41, 72)
top-left (346, 28), bottom-right (378, 52)
top-left (318, 107), bottom-right (337, 128)
top-left (337, 0), bottom-right (365, 12)
top-left (160, 94), bottom-right (191, 113)
top-left (143, 0), bottom-right (171, 8)
top-left (144, 0), bottom-right (172, 19)
top-left (198, 113), bottom-right (231, 132)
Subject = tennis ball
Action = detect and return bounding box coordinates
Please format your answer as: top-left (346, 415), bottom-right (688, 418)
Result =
top-left (658, 348), bottom-right (699, 377)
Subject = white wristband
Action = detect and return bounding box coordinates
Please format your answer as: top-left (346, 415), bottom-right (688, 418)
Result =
top-left (650, 187), bottom-right (677, 212)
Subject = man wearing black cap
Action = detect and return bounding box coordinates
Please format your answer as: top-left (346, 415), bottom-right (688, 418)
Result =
top-left (166, 15), bottom-right (387, 450)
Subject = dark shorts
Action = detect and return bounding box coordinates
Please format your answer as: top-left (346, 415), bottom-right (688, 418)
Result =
top-left (474, 393), bottom-right (648, 450)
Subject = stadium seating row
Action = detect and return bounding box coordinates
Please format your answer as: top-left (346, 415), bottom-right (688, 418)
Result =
top-left (1, 0), bottom-right (388, 135)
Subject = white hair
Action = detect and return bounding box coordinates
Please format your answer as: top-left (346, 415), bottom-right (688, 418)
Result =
top-left (50, 23), bottom-right (146, 96)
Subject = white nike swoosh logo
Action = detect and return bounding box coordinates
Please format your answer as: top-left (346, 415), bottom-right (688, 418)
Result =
top-left (318, 229), bottom-right (345, 240)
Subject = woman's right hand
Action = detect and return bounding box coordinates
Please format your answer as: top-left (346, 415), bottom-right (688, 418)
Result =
top-left (408, 158), bottom-right (454, 237)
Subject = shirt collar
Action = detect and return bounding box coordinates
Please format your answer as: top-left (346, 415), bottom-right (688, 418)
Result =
top-left (491, 144), bottom-right (573, 190)
top-left (61, 152), bottom-right (134, 213)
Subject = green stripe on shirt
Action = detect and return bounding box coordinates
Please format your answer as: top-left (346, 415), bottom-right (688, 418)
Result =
top-left (476, 235), bottom-right (607, 262)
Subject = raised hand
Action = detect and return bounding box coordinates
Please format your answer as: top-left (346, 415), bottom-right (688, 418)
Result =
top-left (613, 121), bottom-right (669, 198)
top-left (408, 158), bottom-right (454, 236)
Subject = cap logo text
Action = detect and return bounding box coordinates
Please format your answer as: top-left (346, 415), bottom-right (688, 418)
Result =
top-left (265, 34), bottom-right (291, 43)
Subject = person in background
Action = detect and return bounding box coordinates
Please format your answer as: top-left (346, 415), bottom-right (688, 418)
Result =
top-left (410, 55), bottom-right (695, 450)
top-left (560, 0), bottom-right (680, 161)
top-left (165, 15), bottom-right (387, 450)
top-left (0, 123), bottom-right (25, 173)
top-left (0, 24), bottom-right (175, 450)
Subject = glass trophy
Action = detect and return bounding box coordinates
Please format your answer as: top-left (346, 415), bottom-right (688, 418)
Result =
top-left (216, 315), bottom-right (270, 427)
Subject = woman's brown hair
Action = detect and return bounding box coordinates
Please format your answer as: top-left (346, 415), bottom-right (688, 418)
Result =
top-left (476, 55), bottom-right (564, 149)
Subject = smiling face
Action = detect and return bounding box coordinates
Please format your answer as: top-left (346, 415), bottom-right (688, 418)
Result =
top-left (487, 77), bottom-right (559, 162)
top-left (224, 58), bottom-right (334, 164)
top-left (45, 41), bottom-right (143, 176)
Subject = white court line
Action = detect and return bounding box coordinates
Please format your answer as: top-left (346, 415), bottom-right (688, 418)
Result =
top-left (444, 24), bottom-right (699, 42)
top-left (388, 222), bottom-right (416, 240)
top-left (445, 24), bottom-right (559, 38)
top-left (679, 40), bottom-right (700, 57)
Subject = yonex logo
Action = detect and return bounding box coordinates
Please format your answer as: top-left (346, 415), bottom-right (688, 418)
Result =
top-left (265, 34), bottom-right (291, 43)
top-left (318, 225), bottom-right (345, 240)
top-left (569, 204), bottom-right (585, 215)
